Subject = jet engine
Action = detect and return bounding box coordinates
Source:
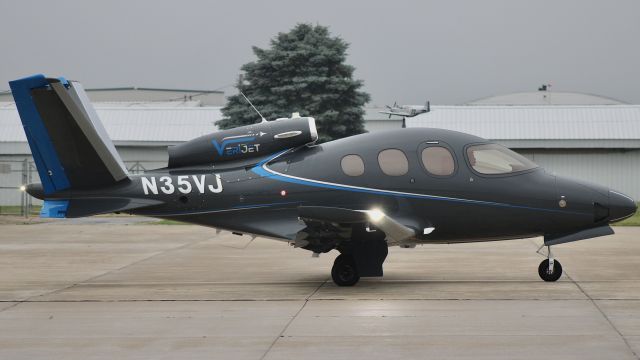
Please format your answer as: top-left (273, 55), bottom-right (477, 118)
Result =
top-left (168, 117), bottom-right (318, 168)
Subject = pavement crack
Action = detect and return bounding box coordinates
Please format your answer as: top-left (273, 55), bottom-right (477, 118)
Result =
top-left (0, 301), bottom-right (23, 314)
top-left (25, 236), bottom-right (213, 302)
top-left (259, 279), bottom-right (327, 360)
top-left (529, 238), bottom-right (639, 360)
top-left (565, 270), bottom-right (639, 360)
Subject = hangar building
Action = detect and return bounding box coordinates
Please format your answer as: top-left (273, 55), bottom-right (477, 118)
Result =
top-left (1, 90), bottom-right (639, 207)
top-left (467, 90), bottom-right (625, 106)
top-left (0, 104), bottom-right (223, 207)
top-left (406, 90), bottom-right (639, 200)
top-left (407, 105), bottom-right (640, 200)
top-left (0, 86), bottom-right (226, 106)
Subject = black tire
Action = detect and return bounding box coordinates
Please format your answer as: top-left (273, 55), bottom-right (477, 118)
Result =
top-left (538, 259), bottom-right (563, 282)
top-left (331, 254), bottom-right (360, 286)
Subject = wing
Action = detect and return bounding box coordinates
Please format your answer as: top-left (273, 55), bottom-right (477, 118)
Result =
top-left (378, 110), bottom-right (410, 117)
top-left (296, 206), bottom-right (421, 250)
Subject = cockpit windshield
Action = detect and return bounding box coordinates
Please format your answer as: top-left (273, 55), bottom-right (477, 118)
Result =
top-left (466, 143), bottom-right (538, 175)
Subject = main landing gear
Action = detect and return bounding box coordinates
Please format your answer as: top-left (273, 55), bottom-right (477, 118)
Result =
top-left (538, 245), bottom-right (563, 282)
top-left (331, 225), bottom-right (388, 286)
top-left (331, 254), bottom-right (360, 286)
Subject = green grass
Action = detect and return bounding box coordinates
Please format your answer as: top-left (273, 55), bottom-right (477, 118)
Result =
top-left (146, 219), bottom-right (190, 225)
top-left (0, 205), bottom-right (41, 215)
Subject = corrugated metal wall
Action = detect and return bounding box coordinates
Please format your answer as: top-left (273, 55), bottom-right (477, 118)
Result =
top-left (0, 155), bottom-right (38, 210)
top-left (406, 105), bottom-right (640, 141)
top-left (364, 120), bottom-right (403, 132)
top-left (0, 146), bottom-right (171, 207)
top-left (518, 149), bottom-right (640, 199)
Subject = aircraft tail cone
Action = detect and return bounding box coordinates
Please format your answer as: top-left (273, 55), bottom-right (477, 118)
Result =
top-left (25, 183), bottom-right (44, 200)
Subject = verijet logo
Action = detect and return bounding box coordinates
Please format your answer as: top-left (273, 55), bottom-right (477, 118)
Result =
top-left (212, 132), bottom-right (267, 156)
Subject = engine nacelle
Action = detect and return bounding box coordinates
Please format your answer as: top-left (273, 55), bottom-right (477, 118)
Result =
top-left (168, 117), bottom-right (318, 168)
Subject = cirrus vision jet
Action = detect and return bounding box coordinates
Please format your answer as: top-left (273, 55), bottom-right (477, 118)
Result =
top-left (10, 74), bottom-right (637, 286)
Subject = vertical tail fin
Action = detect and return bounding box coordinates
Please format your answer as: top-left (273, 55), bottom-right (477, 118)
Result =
top-left (9, 74), bottom-right (129, 195)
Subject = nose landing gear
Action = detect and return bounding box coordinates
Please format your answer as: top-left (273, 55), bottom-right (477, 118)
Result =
top-left (537, 245), bottom-right (563, 282)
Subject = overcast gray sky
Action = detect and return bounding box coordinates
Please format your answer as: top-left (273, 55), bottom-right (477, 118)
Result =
top-left (2, 0), bottom-right (639, 105)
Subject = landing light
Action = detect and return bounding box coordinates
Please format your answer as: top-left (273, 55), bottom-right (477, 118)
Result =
top-left (19, 185), bottom-right (26, 192)
top-left (367, 208), bottom-right (385, 222)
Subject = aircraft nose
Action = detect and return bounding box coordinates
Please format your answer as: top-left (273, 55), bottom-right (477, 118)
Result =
top-left (609, 190), bottom-right (637, 223)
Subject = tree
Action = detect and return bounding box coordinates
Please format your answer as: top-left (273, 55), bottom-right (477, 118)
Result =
top-left (218, 23), bottom-right (370, 142)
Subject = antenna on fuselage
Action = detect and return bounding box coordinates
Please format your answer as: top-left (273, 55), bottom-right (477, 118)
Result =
top-left (240, 92), bottom-right (267, 123)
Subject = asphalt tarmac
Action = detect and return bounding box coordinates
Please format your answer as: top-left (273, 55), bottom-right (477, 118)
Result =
top-left (0, 217), bottom-right (639, 359)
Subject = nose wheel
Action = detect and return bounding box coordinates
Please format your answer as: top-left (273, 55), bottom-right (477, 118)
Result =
top-left (331, 254), bottom-right (360, 286)
top-left (538, 245), bottom-right (563, 282)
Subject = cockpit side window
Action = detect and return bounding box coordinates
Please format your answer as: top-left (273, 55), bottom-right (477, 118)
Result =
top-left (378, 149), bottom-right (409, 176)
top-left (466, 143), bottom-right (538, 175)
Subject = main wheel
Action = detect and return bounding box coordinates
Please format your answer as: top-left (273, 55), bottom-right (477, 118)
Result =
top-left (538, 259), bottom-right (563, 282)
top-left (331, 254), bottom-right (360, 286)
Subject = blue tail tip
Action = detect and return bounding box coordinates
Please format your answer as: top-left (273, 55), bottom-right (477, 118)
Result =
top-left (8, 74), bottom-right (46, 88)
top-left (40, 200), bottom-right (68, 218)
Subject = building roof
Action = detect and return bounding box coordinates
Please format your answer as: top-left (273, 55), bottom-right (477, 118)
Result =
top-left (0, 105), bottom-right (222, 146)
top-left (3, 104), bottom-right (640, 150)
top-left (86, 87), bottom-right (224, 94)
top-left (0, 87), bottom-right (224, 95)
top-left (406, 105), bottom-right (640, 148)
top-left (0, 87), bottom-right (227, 106)
top-left (467, 91), bottom-right (626, 105)
top-left (82, 101), bottom-right (204, 108)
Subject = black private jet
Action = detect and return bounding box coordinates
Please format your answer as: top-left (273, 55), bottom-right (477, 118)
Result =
top-left (11, 74), bottom-right (637, 286)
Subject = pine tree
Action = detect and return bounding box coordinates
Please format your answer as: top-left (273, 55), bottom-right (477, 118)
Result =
top-left (218, 23), bottom-right (370, 142)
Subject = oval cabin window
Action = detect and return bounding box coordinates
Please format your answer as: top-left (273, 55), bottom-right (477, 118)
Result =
top-left (341, 154), bottom-right (365, 176)
top-left (378, 149), bottom-right (409, 176)
top-left (422, 146), bottom-right (455, 176)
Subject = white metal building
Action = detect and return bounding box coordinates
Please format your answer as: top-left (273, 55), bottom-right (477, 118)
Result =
top-left (407, 105), bottom-right (640, 199)
top-left (0, 87), bottom-right (226, 106)
top-left (0, 104), bottom-right (396, 206)
top-left (363, 108), bottom-right (404, 132)
top-left (0, 104), bottom-right (222, 206)
top-left (467, 91), bottom-right (626, 106)
top-left (2, 100), bottom-right (639, 205)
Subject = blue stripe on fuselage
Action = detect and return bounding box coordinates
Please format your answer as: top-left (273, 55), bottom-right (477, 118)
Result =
top-left (251, 149), bottom-right (587, 216)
